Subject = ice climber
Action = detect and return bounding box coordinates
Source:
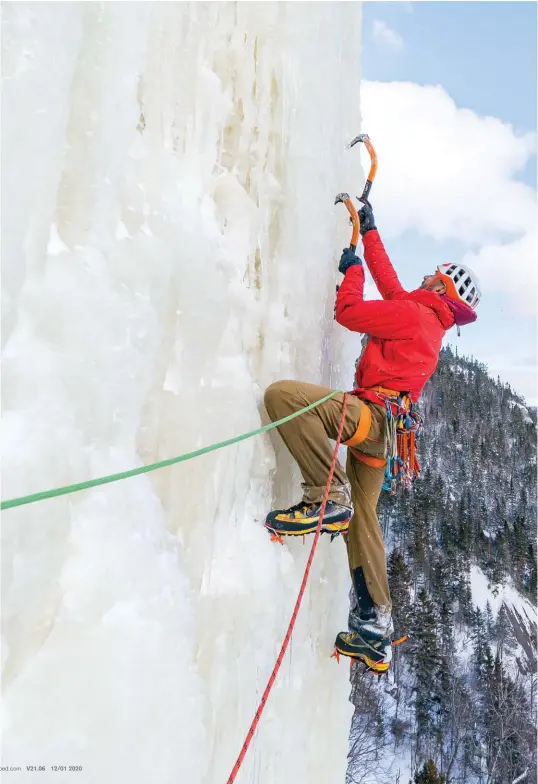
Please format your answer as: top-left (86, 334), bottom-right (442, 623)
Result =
top-left (263, 200), bottom-right (481, 672)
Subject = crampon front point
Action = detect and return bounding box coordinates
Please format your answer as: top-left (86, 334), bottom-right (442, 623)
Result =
top-left (265, 522), bottom-right (347, 545)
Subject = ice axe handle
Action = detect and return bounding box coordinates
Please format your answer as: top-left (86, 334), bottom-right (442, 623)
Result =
top-left (350, 134), bottom-right (378, 205)
top-left (360, 181), bottom-right (373, 204)
top-left (334, 192), bottom-right (359, 252)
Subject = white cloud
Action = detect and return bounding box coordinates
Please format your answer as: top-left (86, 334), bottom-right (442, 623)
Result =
top-left (360, 80), bottom-right (537, 313)
top-left (372, 20), bottom-right (405, 52)
top-left (461, 227), bottom-right (538, 316)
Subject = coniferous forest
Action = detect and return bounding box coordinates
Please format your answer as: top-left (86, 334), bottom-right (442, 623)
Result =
top-left (347, 346), bottom-right (537, 784)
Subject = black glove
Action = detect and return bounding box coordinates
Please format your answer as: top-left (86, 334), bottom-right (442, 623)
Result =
top-left (338, 247), bottom-right (363, 275)
top-left (358, 201), bottom-right (377, 236)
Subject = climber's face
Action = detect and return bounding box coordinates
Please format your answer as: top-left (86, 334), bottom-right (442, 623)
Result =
top-left (421, 274), bottom-right (446, 294)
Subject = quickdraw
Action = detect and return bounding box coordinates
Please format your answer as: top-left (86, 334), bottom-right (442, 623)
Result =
top-left (381, 395), bottom-right (423, 493)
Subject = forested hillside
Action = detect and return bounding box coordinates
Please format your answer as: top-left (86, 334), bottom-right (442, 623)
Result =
top-left (347, 346), bottom-right (537, 784)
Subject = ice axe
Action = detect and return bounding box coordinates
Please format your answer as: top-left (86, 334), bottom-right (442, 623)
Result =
top-left (334, 134), bottom-right (378, 251)
top-left (334, 192), bottom-right (359, 252)
top-left (350, 133), bottom-right (378, 205)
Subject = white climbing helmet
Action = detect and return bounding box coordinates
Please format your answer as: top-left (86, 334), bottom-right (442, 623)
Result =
top-left (436, 263), bottom-right (481, 310)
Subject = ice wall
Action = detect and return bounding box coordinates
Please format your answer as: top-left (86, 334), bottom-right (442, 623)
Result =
top-left (2, 3), bottom-right (363, 782)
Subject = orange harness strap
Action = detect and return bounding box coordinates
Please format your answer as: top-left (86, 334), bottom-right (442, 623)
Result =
top-left (349, 449), bottom-right (387, 468)
top-left (343, 402), bottom-right (372, 447)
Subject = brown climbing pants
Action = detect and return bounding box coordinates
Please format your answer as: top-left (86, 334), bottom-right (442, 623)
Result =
top-left (264, 380), bottom-right (391, 612)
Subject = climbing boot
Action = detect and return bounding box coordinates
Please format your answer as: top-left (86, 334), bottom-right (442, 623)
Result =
top-left (348, 569), bottom-right (394, 639)
top-left (334, 627), bottom-right (393, 673)
top-left (349, 605), bottom-right (394, 639)
top-left (265, 500), bottom-right (352, 537)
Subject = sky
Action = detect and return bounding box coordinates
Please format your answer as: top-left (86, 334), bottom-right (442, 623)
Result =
top-left (359, 1), bottom-right (537, 405)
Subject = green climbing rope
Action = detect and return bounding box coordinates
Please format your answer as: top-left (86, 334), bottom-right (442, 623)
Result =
top-left (2, 390), bottom-right (343, 511)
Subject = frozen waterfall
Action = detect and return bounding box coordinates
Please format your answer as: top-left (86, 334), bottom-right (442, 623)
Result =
top-left (2, 3), bottom-right (364, 782)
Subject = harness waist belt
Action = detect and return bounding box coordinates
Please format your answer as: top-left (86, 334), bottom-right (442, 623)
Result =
top-left (366, 386), bottom-right (412, 413)
top-left (372, 385), bottom-right (404, 398)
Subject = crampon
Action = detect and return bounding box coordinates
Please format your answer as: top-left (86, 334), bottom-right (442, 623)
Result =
top-left (265, 500), bottom-right (352, 544)
top-left (266, 523), bottom-right (348, 545)
top-left (331, 633), bottom-right (408, 677)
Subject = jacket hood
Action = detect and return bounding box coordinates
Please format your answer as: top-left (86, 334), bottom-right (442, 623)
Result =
top-left (407, 288), bottom-right (455, 330)
top-left (440, 295), bottom-right (478, 326)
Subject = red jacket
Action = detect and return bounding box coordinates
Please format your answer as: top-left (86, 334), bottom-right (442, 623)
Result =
top-left (335, 230), bottom-right (455, 405)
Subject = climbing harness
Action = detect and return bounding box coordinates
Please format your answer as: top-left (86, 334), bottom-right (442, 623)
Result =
top-left (344, 385), bottom-right (423, 493)
top-left (379, 391), bottom-right (423, 493)
top-left (225, 396), bottom-right (349, 783)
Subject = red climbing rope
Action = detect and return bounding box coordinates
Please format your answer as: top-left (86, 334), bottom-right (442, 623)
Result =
top-left (226, 394), bottom-right (349, 783)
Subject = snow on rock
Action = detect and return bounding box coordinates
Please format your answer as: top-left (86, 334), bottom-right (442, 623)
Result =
top-left (470, 564), bottom-right (537, 678)
top-left (508, 399), bottom-right (534, 424)
top-left (470, 564), bottom-right (536, 625)
top-left (2, 3), bottom-right (362, 783)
